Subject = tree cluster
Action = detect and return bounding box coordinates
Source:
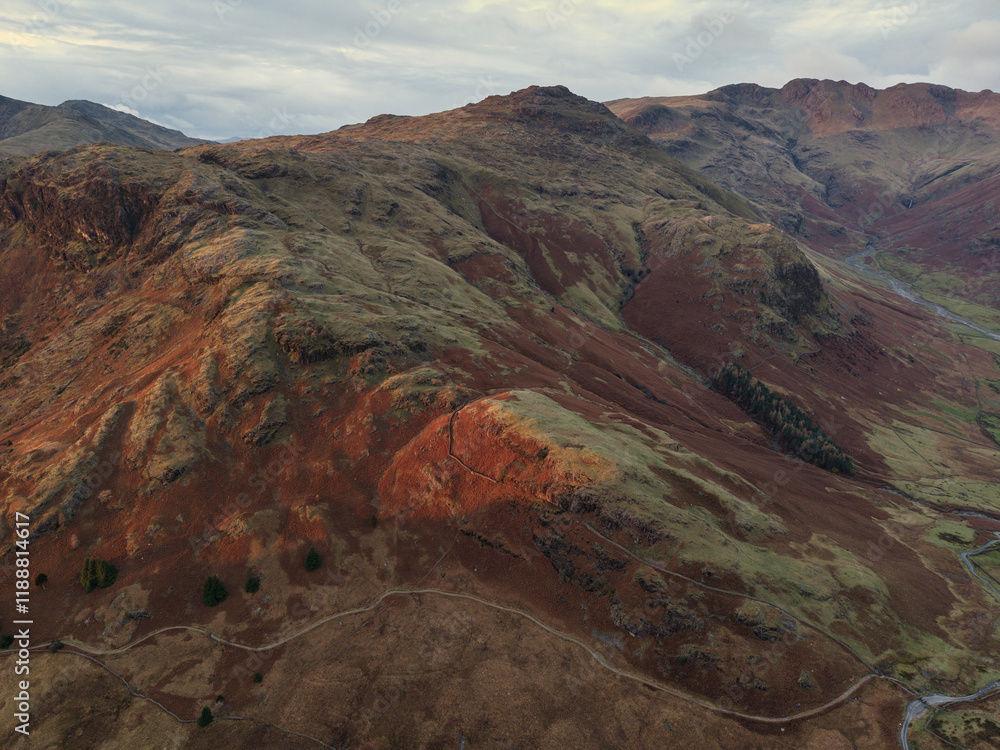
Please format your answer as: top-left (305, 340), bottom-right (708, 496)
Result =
top-left (202, 575), bottom-right (229, 607)
top-left (713, 363), bottom-right (854, 475)
top-left (81, 558), bottom-right (118, 593)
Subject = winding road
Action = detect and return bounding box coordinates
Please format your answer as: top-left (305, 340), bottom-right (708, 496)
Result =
top-left (898, 531), bottom-right (1000, 750)
top-left (958, 531), bottom-right (1000, 601)
top-left (844, 245), bottom-right (1000, 747)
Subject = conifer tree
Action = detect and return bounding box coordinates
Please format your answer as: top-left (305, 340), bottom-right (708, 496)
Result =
top-left (202, 575), bottom-right (229, 606)
top-left (305, 546), bottom-right (321, 572)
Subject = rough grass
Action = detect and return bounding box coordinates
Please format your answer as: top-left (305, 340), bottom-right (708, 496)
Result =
top-left (930, 398), bottom-right (980, 425)
top-left (868, 422), bottom-right (951, 478)
top-left (924, 519), bottom-right (977, 549)
top-left (497, 390), bottom-right (921, 662)
top-left (892, 478), bottom-right (1000, 513)
top-left (927, 708), bottom-right (1000, 749)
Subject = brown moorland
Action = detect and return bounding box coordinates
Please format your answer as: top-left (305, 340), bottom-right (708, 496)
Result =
top-left (0, 84), bottom-right (997, 748)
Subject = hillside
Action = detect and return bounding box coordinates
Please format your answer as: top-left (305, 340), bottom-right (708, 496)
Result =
top-left (0, 95), bottom-right (208, 158)
top-left (607, 79), bottom-right (1000, 337)
top-left (0, 85), bottom-right (998, 749)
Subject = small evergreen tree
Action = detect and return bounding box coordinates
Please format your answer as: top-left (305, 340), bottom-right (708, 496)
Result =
top-left (202, 575), bottom-right (229, 607)
top-left (34, 573), bottom-right (47, 587)
top-left (304, 546), bottom-right (321, 572)
top-left (197, 706), bottom-right (214, 727)
top-left (245, 574), bottom-right (260, 594)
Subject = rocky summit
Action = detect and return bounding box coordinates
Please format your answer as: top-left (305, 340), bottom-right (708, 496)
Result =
top-left (1, 82), bottom-right (999, 749)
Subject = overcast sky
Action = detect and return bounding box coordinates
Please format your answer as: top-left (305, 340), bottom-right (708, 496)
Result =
top-left (1, 1), bottom-right (997, 141)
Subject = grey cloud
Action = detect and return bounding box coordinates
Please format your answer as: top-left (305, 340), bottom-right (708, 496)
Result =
top-left (0, 0), bottom-right (995, 141)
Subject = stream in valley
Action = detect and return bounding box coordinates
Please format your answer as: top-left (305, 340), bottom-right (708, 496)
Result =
top-left (845, 246), bottom-right (1000, 343)
top-left (843, 248), bottom-right (1000, 746)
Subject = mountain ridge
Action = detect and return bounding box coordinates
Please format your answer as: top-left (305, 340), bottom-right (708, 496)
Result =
top-left (0, 93), bottom-right (209, 158)
top-left (607, 77), bottom-right (1000, 343)
top-left (609, 78), bottom-right (1000, 138)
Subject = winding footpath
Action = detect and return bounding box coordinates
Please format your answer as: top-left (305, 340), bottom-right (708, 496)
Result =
top-left (8, 586), bottom-right (887, 733)
top-left (7, 439), bottom-right (992, 744)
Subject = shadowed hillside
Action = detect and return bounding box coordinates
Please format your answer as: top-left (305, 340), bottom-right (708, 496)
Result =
top-left (0, 94), bottom-right (208, 157)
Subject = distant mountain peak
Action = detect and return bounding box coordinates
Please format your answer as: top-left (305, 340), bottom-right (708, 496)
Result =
top-left (471, 84), bottom-right (610, 115)
top-left (615, 79), bottom-right (1000, 141)
top-left (0, 94), bottom-right (209, 158)
top-left (329, 84), bottom-right (633, 149)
